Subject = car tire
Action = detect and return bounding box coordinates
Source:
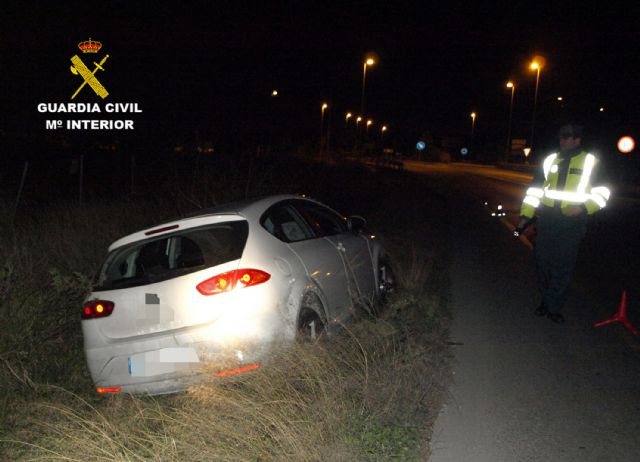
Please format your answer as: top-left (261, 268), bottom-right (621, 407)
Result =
top-left (297, 299), bottom-right (326, 342)
top-left (377, 256), bottom-right (396, 303)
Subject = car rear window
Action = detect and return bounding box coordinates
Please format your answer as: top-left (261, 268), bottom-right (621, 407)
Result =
top-left (93, 221), bottom-right (248, 290)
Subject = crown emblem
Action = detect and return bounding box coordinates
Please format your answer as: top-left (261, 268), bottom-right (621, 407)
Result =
top-left (78, 38), bottom-right (102, 53)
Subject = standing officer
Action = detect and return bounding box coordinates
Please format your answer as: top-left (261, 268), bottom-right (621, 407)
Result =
top-left (516, 124), bottom-right (611, 323)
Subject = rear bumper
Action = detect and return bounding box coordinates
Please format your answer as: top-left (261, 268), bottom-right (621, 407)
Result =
top-left (83, 314), bottom-right (290, 395)
top-left (86, 336), bottom-right (274, 395)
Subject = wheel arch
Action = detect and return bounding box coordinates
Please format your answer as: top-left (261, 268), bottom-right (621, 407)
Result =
top-left (296, 285), bottom-right (329, 328)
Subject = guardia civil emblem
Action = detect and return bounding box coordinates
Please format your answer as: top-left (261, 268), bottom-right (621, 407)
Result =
top-left (70, 38), bottom-right (109, 100)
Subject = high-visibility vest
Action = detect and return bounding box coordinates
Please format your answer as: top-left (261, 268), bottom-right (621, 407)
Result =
top-left (520, 151), bottom-right (611, 219)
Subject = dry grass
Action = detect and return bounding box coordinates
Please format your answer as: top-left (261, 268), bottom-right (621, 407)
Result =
top-left (0, 157), bottom-right (452, 461)
top-left (2, 299), bottom-right (446, 460)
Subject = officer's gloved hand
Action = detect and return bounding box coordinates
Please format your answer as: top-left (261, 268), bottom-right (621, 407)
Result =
top-left (514, 217), bottom-right (530, 238)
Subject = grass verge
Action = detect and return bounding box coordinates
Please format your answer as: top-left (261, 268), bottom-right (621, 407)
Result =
top-left (0, 155), bottom-right (451, 460)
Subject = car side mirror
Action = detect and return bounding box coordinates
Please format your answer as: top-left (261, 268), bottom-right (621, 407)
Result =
top-left (347, 216), bottom-right (366, 235)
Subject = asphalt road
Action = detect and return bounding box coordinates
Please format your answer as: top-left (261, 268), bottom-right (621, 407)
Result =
top-left (406, 162), bottom-right (640, 461)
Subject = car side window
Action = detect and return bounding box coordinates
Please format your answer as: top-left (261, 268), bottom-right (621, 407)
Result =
top-left (261, 203), bottom-right (315, 243)
top-left (293, 201), bottom-right (347, 237)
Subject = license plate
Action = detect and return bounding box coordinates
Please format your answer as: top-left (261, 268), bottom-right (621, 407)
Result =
top-left (128, 348), bottom-right (199, 377)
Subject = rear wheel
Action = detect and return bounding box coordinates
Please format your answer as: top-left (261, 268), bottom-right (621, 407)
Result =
top-left (297, 306), bottom-right (326, 341)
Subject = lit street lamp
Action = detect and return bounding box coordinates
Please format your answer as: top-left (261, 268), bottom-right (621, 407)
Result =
top-left (529, 59), bottom-right (543, 151)
top-left (360, 57), bottom-right (376, 117)
top-left (366, 119), bottom-right (373, 135)
top-left (271, 89), bottom-right (278, 97)
top-left (353, 115), bottom-right (363, 152)
top-left (470, 112), bottom-right (477, 155)
top-left (320, 102), bottom-right (328, 153)
top-left (505, 81), bottom-right (515, 162)
top-left (381, 125), bottom-right (388, 145)
top-left (345, 112), bottom-right (352, 124)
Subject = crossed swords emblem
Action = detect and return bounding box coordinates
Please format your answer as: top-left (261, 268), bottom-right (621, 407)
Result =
top-left (70, 54), bottom-right (109, 99)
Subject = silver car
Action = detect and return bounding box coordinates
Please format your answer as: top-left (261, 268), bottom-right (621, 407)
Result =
top-left (82, 194), bottom-right (394, 395)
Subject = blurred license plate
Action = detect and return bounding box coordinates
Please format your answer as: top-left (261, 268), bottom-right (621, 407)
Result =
top-left (128, 348), bottom-right (200, 377)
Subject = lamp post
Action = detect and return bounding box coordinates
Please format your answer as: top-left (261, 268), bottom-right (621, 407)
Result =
top-left (366, 119), bottom-right (373, 136)
top-left (505, 81), bottom-right (515, 162)
top-left (360, 57), bottom-right (376, 118)
top-left (353, 116), bottom-right (363, 152)
top-left (470, 112), bottom-right (476, 153)
top-left (345, 112), bottom-right (352, 125)
top-left (320, 102), bottom-right (328, 153)
top-left (529, 60), bottom-right (542, 151)
top-left (381, 125), bottom-right (387, 148)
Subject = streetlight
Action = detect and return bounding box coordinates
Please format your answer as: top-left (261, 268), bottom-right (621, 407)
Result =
top-left (356, 116), bottom-right (362, 130)
top-left (381, 125), bottom-right (388, 145)
top-left (470, 112), bottom-right (476, 154)
top-left (345, 112), bottom-right (352, 124)
top-left (505, 81), bottom-right (515, 162)
top-left (360, 56), bottom-right (376, 117)
top-left (366, 119), bottom-right (373, 135)
top-left (529, 59), bottom-right (543, 150)
top-left (271, 89), bottom-right (278, 97)
top-left (320, 102), bottom-right (328, 153)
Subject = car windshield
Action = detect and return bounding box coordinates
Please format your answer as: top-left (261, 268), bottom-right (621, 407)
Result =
top-left (93, 220), bottom-right (248, 290)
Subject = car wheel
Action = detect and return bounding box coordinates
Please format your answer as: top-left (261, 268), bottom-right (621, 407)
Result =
top-left (298, 304), bottom-right (326, 342)
top-left (377, 256), bottom-right (396, 302)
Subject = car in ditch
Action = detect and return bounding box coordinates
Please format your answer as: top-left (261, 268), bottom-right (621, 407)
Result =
top-left (81, 194), bottom-right (395, 395)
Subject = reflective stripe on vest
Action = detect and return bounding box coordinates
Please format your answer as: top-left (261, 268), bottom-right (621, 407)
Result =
top-left (522, 186), bottom-right (544, 210)
top-left (542, 153), bottom-right (597, 204)
top-left (543, 153), bottom-right (558, 180)
top-left (526, 187), bottom-right (544, 198)
top-left (591, 186), bottom-right (611, 208)
top-left (521, 151), bottom-right (609, 217)
top-left (523, 195), bottom-right (540, 208)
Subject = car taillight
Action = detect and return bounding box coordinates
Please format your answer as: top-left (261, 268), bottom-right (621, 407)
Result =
top-left (197, 269), bottom-right (271, 296)
top-left (82, 300), bottom-right (115, 320)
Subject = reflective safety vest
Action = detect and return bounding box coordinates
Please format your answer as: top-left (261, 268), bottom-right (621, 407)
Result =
top-left (520, 151), bottom-right (611, 219)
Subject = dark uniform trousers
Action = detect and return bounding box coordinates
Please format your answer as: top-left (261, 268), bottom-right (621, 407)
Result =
top-left (534, 206), bottom-right (587, 315)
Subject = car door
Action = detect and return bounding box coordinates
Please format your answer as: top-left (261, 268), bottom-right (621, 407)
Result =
top-left (292, 200), bottom-right (376, 307)
top-left (260, 202), bottom-right (350, 322)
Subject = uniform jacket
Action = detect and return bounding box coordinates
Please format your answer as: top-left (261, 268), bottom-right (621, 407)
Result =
top-left (520, 148), bottom-right (611, 219)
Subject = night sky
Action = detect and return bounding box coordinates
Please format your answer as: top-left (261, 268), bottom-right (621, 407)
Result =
top-left (2, 1), bottom-right (639, 156)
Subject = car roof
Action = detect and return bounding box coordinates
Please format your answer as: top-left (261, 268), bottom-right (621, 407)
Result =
top-left (108, 194), bottom-right (313, 251)
top-left (184, 194), bottom-right (303, 218)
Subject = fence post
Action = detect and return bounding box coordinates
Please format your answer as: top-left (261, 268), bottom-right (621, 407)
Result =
top-left (130, 153), bottom-right (136, 196)
top-left (12, 161), bottom-right (29, 225)
top-left (78, 154), bottom-right (84, 205)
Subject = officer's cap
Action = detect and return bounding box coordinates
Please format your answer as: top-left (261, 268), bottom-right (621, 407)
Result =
top-left (558, 124), bottom-right (584, 139)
